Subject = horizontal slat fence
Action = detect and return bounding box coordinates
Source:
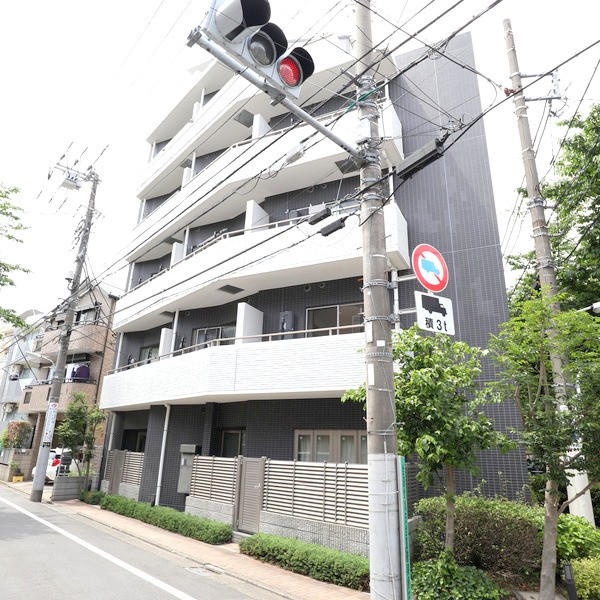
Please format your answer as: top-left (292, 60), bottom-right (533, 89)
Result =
top-left (263, 460), bottom-right (369, 528)
top-left (122, 452), bottom-right (145, 485)
top-left (189, 456), bottom-right (238, 504)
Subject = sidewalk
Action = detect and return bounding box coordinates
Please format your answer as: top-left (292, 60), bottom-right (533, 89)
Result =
top-left (2, 480), bottom-right (367, 600)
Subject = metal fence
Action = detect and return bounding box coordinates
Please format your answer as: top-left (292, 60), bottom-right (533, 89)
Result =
top-left (263, 460), bottom-right (369, 528)
top-left (105, 450), bottom-right (145, 486)
top-left (190, 455), bottom-right (238, 504)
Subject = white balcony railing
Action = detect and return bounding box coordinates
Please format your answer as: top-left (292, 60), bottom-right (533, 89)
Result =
top-left (113, 202), bottom-right (408, 332)
top-left (99, 331), bottom-right (366, 411)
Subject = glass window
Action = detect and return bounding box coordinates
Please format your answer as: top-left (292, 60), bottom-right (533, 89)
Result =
top-left (316, 434), bottom-right (330, 462)
top-left (221, 430), bottom-right (245, 457)
top-left (340, 434), bottom-right (355, 463)
top-left (306, 303), bottom-right (363, 336)
top-left (306, 306), bottom-right (337, 337)
top-left (139, 346), bottom-right (159, 363)
top-left (296, 434), bottom-right (312, 461)
top-left (360, 435), bottom-right (368, 464)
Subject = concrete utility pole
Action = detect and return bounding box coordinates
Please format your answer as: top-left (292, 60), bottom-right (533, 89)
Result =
top-left (356, 3), bottom-right (402, 599)
top-left (30, 168), bottom-right (99, 502)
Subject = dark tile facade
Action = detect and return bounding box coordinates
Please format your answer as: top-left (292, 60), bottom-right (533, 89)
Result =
top-left (114, 33), bottom-right (529, 509)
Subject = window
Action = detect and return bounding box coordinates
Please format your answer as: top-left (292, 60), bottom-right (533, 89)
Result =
top-left (221, 430), bottom-right (245, 457)
top-left (294, 430), bottom-right (367, 464)
top-left (192, 324), bottom-right (236, 347)
top-left (139, 346), bottom-right (159, 364)
top-left (306, 303), bottom-right (363, 336)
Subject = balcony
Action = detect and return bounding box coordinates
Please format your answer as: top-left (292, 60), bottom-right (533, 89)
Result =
top-left (41, 323), bottom-right (109, 359)
top-left (100, 331), bottom-right (366, 411)
top-left (19, 381), bottom-right (98, 414)
top-left (127, 100), bottom-right (403, 264)
top-left (114, 202), bottom-right (409, 332)
top-left (138, 39), bottom-right (399, 202)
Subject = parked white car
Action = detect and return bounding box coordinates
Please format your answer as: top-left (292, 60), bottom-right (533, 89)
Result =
top-left (32, 448), bottom-right (76, 483)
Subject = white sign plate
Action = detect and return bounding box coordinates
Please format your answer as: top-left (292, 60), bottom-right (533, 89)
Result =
top-left (414, 291), bottom-right (455, 336)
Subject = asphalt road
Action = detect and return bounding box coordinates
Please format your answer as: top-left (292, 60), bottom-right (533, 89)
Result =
top-left (0, 487), bottom-right (281, 600)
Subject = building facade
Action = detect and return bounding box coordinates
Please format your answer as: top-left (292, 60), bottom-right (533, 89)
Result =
top-left (99, 32), bottom-right (527, 514)
top-left (0, 288), bottom-right (116, 481)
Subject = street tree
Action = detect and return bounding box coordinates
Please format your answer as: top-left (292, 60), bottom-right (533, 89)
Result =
top-left (508, 104), bottom-right (600, 312)
top-left (56, 392), bottom-right (106, 490)
top-left (488, 293), bottom-right (600, 598)
top-left (343, 325), bottom-right (514, 550)
top-left (0, 184), bottom-right (29, 328)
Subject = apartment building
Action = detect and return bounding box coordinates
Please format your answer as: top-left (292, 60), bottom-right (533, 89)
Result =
top-left (0, 287), bottom-right (116, 481)
top-left (99, 32), bottom-right (528, 512)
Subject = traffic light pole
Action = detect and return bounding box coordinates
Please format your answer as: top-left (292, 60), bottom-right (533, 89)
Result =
top-left (356, 4), bottom-right (402, 598)
top-left (187, 27), bottom-right (361, 160)
top-left (30, 169), bottom-right (99, 502)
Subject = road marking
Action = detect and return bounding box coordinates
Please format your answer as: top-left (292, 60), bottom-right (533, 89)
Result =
top-left (0, 495), bottom-right (197, 600)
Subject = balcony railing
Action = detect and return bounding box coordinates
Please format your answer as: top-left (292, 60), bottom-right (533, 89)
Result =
top-left (111, 324), bottom-right (363, 374)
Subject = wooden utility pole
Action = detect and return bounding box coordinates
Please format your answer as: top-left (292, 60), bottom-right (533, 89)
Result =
top-left (30, 168), bottom-right (99, 502)
top-left (356, 2), bottom-right (402, 598)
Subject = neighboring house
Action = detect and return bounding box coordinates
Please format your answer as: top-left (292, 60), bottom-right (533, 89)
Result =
top-left (0, 309), bottom-right (45, 432)
top-left (0, 287), bottom-right (117, 481)
top-left (99, 32), bottom-right (528, 521)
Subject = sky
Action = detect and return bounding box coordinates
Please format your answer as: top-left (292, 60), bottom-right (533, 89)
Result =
top-left (1, 0), bottom-right (599, 319)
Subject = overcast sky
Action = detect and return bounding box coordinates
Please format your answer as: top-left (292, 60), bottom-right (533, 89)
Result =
top-left (1, 0), bottom-right (598, 318)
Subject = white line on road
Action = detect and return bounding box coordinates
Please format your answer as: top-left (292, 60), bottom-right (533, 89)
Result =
top-left (0, 495), bottom-right (197, 600)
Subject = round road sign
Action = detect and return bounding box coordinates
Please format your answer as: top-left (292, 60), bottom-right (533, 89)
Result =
top-left (411, 243), bottom-right (449, 292)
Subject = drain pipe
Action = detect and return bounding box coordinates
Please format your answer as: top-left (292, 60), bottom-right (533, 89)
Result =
top-left (155, 403), bottom-right (171, 506)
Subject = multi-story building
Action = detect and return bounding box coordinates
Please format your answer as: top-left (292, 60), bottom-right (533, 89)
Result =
top-left (99, 31), bottom-right (528, 515)
top-left (0, 287), bottom-right (117, 481)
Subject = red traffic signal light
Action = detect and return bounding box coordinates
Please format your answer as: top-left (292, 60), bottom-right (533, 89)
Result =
top-left (200, 0), bottom-right (314, 99)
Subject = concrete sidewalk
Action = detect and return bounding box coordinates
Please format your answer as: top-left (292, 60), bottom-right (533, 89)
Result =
top-left (2, 480), bottom-right (367, 600)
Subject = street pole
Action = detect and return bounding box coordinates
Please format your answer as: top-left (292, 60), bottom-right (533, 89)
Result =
top-left (356, 2), bottom-right (402, 598)
top-left (30, 169), bottom-right (99, 502)
top-left (504, 18), bottom-right (595, 596)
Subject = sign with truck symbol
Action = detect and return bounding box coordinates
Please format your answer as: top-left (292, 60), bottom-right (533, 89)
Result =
top-left (411, 243), bottom-right (449, 292)
top-left (415, 291), bottom-right (455, 335)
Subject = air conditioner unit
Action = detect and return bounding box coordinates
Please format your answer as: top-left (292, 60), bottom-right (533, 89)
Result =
top-left (4, 403), bottom-right (17, 411)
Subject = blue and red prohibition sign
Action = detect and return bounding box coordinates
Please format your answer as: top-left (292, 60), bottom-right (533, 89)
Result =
top-left (411, 243), bottom-right (449, 293)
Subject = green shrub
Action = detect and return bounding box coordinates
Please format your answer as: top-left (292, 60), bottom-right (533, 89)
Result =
top-left (415, 494), bottom-right (542, 584)
top-left (415, 493), bottom-right (600, 585)
top-left (556, 514), bottom-right (600, 563)
top-left (99, 495), bottom-right (232, 545)
top-left (239, 533), bottom-right (370, 591)
top-left (412, 551), bottom-right (506, 600)
top-left (79, 490), bottom-right (105, 505)
top-left (570, 557), bottom-right (600, 600)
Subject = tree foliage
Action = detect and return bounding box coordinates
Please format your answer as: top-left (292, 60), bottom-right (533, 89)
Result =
top-left (488, 293), bottom-right (600, 599)
top-left (0, 184), bottom-right (29, 328)
top-left (508, 104), bottom-right (600, 311)
top-left (343, 325), bottom-right (514, 550)
top-left (56, 392), bottom-right (106, 486)
top-left (0, 420), bottom-right (33, 449)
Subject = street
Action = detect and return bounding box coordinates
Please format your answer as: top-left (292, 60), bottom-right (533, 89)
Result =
top-left (0, 487), bottom-right (281, 600)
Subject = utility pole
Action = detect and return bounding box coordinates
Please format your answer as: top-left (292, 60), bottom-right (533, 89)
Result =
top-left (30, 168), bottom-right (99, 502)
top-left (504, 18), bottom-right (595, 597)
top-left (357, 3), bottom-right (402, 599)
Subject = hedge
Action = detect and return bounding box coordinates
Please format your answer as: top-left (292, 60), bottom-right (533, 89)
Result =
top-left (570, 557), bottom-right (600, 600)
top-left (415, 493), bottom-right (600, 585)
top-left (99, 495), bottom-right (232, 545)
top-left (239, 533), bottom-right (370, 591)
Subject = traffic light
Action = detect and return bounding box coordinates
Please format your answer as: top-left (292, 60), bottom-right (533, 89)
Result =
top-left (201, 0), bottom-right (314, 99)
